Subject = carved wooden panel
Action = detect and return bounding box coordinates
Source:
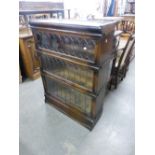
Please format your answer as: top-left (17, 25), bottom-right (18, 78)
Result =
top-left (34, 31), bottom-right (97, 62)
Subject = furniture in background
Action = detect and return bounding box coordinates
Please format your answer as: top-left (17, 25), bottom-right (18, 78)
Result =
top-left (19, 9), bottom-right (70, 80)
top-left (109, 18), bottom-right (135, 89)
top-left (119, 15), bottom-right (135, 60)
top-left (109, 34), bottom-right (135, 89)
top-left (121, 14), bottom-right (135, 21)
top-left (19, 10), bottom-right (65, 27)
top-left (19, 1), bottom-right (64, 10)
top-left (19, 0), bottom-right (66, 80)
top-left (30, 19), bottom-right (117, 130)
top-left (19, 0), bottom-right (66, 26)
top-left (19, 28), bottom-right (40, 80)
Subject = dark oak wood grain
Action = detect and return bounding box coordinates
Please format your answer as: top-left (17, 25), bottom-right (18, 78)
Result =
top-left (30, 19), bottom-right (117, 130)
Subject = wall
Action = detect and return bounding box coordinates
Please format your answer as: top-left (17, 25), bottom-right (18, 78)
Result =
top-left (63, 0), bottom-right (105, 19)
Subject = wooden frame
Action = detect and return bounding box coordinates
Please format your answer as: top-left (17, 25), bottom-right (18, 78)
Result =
top-left (109, 34), bottom-right (135, 89)
top-left (108, 18), bottom-right (135, 89)
top-left (19, 34), bottom-right (40, 80)
top-left (30, 19), bottom-right (117, 130)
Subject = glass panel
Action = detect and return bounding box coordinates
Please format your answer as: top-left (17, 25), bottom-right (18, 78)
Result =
top-left (45, 77), bottom-right (92, 115)
top-left (41, 55), bottom-right (94, 90)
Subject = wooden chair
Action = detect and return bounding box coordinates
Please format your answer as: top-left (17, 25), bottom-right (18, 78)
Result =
top-left (116, 19), bottom-right (135, 51)
top-left (117, 19), bottom-right (135, 34)
top-left (109, 34), bottom-right (135, 89)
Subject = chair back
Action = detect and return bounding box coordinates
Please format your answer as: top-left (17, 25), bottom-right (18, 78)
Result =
top-left (117, 20), bottom-right (135, 34)
top-left (118, 35), bottom-right (135, 70)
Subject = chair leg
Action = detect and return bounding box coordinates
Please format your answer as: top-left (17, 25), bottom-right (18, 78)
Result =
top-left (108, 80), bottom-right (111, 90)
top-left (109, 84), bottom-right (111, 90)
top-left (120, 70), bottom-right (124, 80)
top-left (114, 84), bottom-right (117, 89)
top-left (121, 67), bottom-right (126, 79)
top-left (124, 68), bottom-right (127, 78)
top-left (114, 76), bottom-right (118, 89)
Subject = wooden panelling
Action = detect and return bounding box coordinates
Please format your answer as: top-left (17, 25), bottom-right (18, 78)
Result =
top-left (19, 33), bottom-right (40, 80)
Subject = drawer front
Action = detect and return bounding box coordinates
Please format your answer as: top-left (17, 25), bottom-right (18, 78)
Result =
top-left (44, 76), bottom-right (93, 116)
top-left (33, 30), bottom-right (98, 63)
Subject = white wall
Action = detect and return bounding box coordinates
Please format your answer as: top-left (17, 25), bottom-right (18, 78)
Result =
top-left (64, 0), bottom-right (104, 19)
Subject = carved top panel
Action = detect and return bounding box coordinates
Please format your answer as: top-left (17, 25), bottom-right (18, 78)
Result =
top-left (33, 30), bottom-right (97, 62)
